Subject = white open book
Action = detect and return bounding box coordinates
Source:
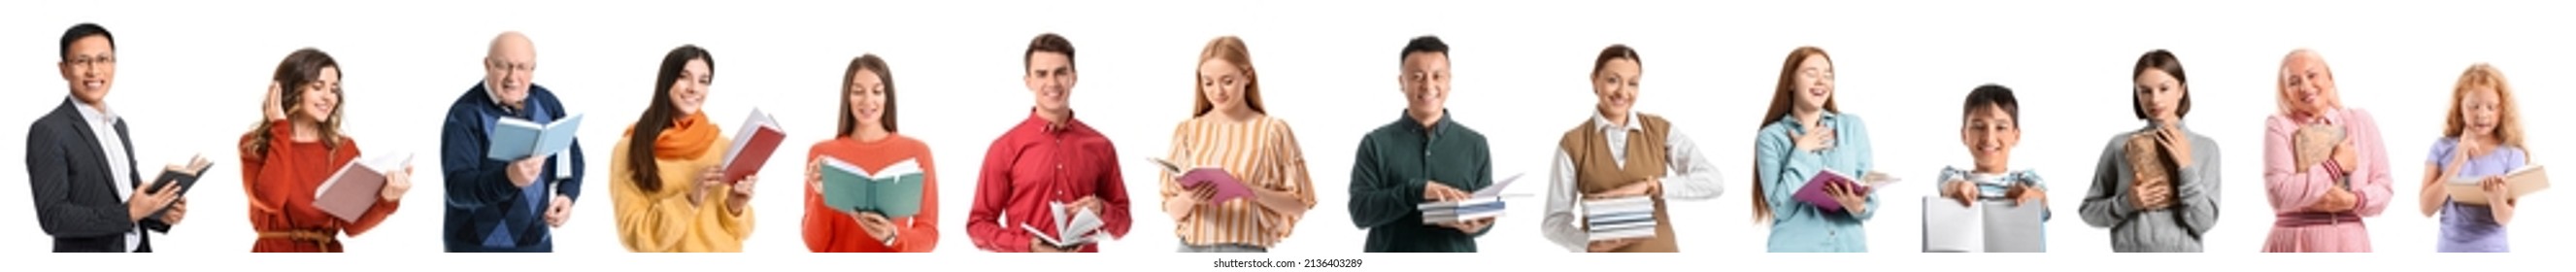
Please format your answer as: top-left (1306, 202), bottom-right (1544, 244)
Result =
top-left (1921, 196), bottom-right (2044, 253)
top-left (1023, 201), bottom-right (1110, 248)
top-left (2448, 164), bottom-right (2549, 205)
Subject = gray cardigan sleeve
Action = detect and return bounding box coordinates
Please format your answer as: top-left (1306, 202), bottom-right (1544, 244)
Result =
top-left (2079, 135), bottom-right (2139, 227)
top-left (2173, 134), bottom-right (2222, 237)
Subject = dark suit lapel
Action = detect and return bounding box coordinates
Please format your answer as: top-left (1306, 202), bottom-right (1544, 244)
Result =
top-left (54, 100), bottom-right (112, 180)
top-left (115, 119), bottom-right (142, 187)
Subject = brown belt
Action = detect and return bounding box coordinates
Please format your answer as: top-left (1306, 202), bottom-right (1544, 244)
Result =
top-left (257, 229), bottom-right (340, 252)
top-left (2275, 212), bottom-right (2362, 227)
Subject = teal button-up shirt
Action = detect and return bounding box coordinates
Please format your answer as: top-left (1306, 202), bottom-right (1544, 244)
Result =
top-left (1756, 112), bottom-right (1878, 253)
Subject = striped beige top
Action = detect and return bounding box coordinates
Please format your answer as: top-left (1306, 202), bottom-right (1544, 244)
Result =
top-left (1160, 115), bottom-right (1316, 248)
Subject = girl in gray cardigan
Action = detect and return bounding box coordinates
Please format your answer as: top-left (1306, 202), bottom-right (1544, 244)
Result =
top-left (2081, 50), bottom-right (2222, 253)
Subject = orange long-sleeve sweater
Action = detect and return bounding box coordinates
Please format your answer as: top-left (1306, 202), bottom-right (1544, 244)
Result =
top-left (240, 119), bottom-right (400, 253)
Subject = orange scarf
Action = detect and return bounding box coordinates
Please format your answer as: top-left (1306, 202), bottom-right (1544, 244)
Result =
top-left (626, 112), bottom-right (719, 159)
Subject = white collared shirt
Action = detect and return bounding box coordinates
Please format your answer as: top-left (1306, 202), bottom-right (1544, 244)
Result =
top-left (70, 96), bottom-right (141, 251)
top-left (1540, 110), bottom-right (1726, 252)
top-left (484, 81), bottom-right (519, 115)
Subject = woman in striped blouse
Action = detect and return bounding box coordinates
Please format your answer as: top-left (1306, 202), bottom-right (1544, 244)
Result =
top-left (1158, 36), bottom-right (1318, 253)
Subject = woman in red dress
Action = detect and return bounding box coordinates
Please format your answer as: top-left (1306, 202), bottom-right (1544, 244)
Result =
top-left (239, 48), bottom-right (414, 253)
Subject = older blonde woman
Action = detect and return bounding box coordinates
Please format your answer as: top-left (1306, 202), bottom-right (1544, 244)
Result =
top-left (2259, 49), bottom-right (2392, 253)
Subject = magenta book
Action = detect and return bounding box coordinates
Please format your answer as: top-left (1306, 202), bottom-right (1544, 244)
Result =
top-left (1177, 168), bottom-right (1254, 203)
top-left (1791, 169), bottom-right (1868, 213)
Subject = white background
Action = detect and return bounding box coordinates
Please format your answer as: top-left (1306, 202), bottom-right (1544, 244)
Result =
top-left (4, 0), bottom-right (2565, 258)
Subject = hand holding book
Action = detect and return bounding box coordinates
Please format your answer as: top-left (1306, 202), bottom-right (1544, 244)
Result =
top-left (507, 156), bottom-right (544, 188)
top-left (1147, 156), bottom-right (1254, 204)
top-left (1442, 218), bottom-right (1493, 234)
top-left (855, 212), bottom-right (896, 243)
top-left (2447, 165), bottom-right (2548, 205)
top-left (1825, 182), bottom-right (1867, 214)
top-left (315, 152), bottom-right (414, 221)
top-left (2479, 176), bottom-right (2512, 205)
top-left (1790, 169), bottom-right (1897, 213)
top-left (691, 164), bottom-right (765, 214)
top-left (1026, 200), bottom-right (1110, 250)
top-left (1587, 238), bottom-right (1641, 253)
top-left (142, 153), bottom-right (214, 221)
top-left (2157, 122), bottom-right (2193, 166)
top-left (1587, 178), bottom-right (1658, 200)
top-left (1423, 181), bottom-right (1469, 201)
top-left (379, 165), bottom-right (415, 202)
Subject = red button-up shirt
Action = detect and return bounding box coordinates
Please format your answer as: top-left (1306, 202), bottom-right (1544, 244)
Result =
top-left (967, 110), bottom-right (1132, 253)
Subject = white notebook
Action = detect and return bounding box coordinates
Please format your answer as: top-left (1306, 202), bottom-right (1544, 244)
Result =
top-left (1921, 196), bottom-right (2044, 253)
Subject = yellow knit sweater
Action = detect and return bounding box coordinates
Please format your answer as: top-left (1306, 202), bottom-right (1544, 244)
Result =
top-left (609, 135), bottom-right (757, 253)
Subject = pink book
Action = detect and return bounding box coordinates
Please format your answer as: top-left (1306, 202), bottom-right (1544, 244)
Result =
top-left (1148, 157), bottom-right (1254, 203)
top-left (314, 152), bottom-right (412, 221)
top-left (1791, 169), bottom-right (1898, 213)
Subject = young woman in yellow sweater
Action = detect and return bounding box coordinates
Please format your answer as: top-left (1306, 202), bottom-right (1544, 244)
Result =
top-left (610, 45), bottom-right (759, 253)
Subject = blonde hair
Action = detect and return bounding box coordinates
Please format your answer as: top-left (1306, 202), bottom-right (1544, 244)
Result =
top-left (1192, 36), bottom-right (1263, 117)
top-left (2445, 63), bottom-right (2525, 149)
top-left (2274, 49), bottom-right (2342, 116)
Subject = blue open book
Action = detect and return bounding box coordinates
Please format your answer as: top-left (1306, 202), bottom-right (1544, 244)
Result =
top-left (486, 113), bottom-right (585, 160)
top-left (819, 156), bottom-right (927, 218)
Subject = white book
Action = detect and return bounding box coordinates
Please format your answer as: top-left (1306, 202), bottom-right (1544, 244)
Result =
top-left (1024, 201), bottom-right (1110, 248)
top-left (1921, 196), bottom-right (2044, 253)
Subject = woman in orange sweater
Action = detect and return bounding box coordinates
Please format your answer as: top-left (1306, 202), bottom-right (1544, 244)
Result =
top-left (610, 45), bottom-right (758, 253)
top-left (238, 48), bottom-right (413, 253)
top-left (802, 54), bottom-right (940, 253)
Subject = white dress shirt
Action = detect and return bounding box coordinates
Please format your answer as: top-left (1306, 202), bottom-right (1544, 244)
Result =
top-left (1541, 111), bottom-right (1725, 252)
top-left (71, 96), bottom-right (142, 251)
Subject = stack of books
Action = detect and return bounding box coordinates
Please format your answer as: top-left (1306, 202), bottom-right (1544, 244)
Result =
top-left (1583, 195), bottom-right (1657, 241)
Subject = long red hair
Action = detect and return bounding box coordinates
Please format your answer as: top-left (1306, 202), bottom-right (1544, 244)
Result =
top-left (2444, 63), bottom-right (2525, 149)
top-left (1753, 47), bottom-right (1838, 223)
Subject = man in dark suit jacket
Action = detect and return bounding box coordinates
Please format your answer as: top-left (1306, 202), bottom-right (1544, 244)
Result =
top-left (26, 22), bottom-right (186, 253)
top-left (442, 31), bottom-right (585, 253)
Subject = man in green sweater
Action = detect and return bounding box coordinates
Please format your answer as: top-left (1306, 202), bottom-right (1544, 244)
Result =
top-left (1348, 35), bottom-right (1496, 253)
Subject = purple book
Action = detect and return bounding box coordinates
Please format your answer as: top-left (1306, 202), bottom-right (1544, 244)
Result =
top-left (1792, 169), bottom-right (1873, 213)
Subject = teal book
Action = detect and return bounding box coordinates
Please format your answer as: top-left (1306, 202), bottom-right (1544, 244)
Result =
top-left (820, 156), bottom-right (926, 218)
top-left (486, 113), bottom-right (585, 160)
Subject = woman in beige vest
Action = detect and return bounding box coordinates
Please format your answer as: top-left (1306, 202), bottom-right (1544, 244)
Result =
top-left (1539, 44), bottom-right (1727, 253)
